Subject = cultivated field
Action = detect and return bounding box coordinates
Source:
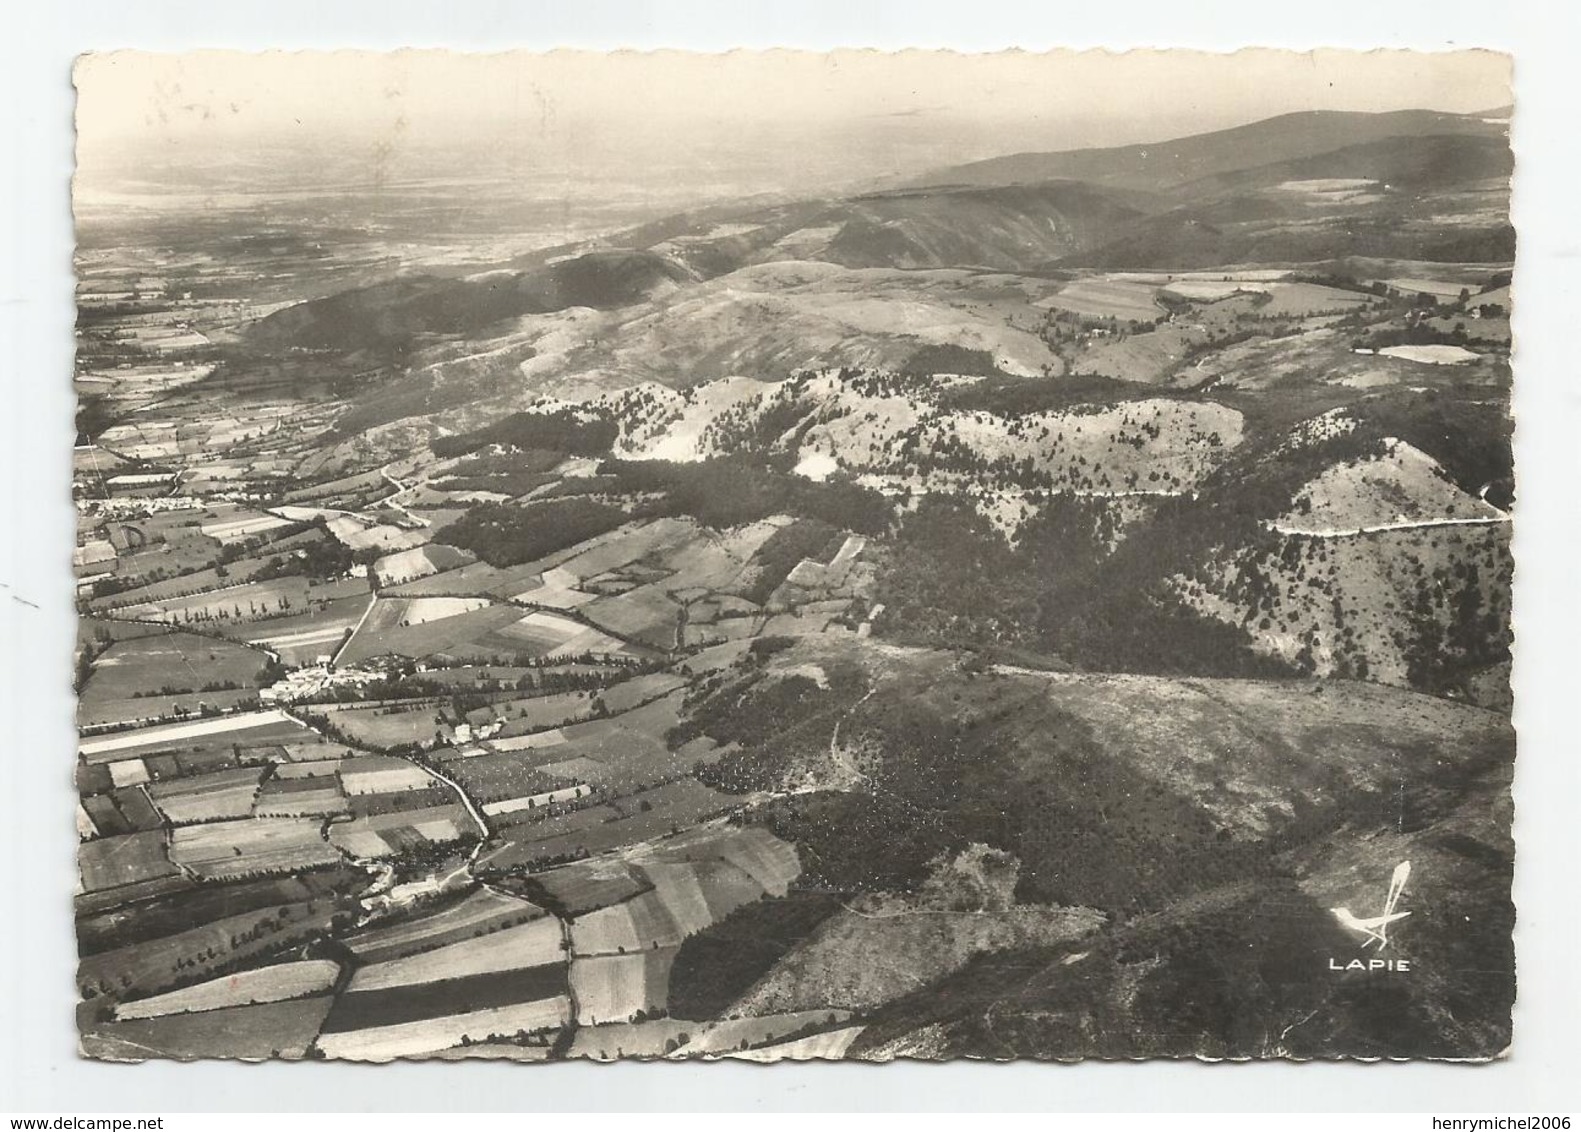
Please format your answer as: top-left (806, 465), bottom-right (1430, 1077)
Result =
top-left (114, 959), bottom-right (342, 1020)
top-left (79, 709), bottom-right (311, 762)
top-left (327, 804), bottom-right (478, 858)
top-left (348, 916), bottom-right (564, 992)
top-left (168, 817), bottom-right (343, 879)
top-left (83, 996), bottom-right (337, 1062)
top-left (1044, 277), bottom-right (1162, 320)
top-left (72, 86), bottom-right (1516, 1064)
top-left (78, 897), bottom-right (343, 1002)
top-left (569, 950), bottom-right (677, 1026)
top-left (310, 705), bottom-right (446, 752)
top-left (147, 767), bottom-right (267, 824)
top-left (314, 995), bottom-right (571, 1061)
top-left (343, 887), bottom-right (547, 963)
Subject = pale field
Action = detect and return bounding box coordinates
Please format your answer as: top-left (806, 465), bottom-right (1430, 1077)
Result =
top-left (568, 950), bottom-right (675, 1026)
top-left (641, 859), bottom-right (763, 936)
top-left (372, 544), bottom-right (475, 587)
top-left (731, 1025), bottom-right (867, 1062)
top-left (105, 759), bottom-right (151, 788)
top-left (168, 817), bottom-right (342, 879)
top-left (344, 887), bottom-right (544, 963)
top-left (549, 518), bottom-right (699, 582)
top-left (271, 760), bottom-right (345, 780)
top-left (79, 709), bottom-right (307, 761)
top-left (1276, 178), bottom-right (1378, 193)
top-left (656, 523), bottom-right (784, 593)
top-left (1042, 277), bottom-right (1162, 321)
top-left (198, 513), bottom-right (296, 544)
top-left (314, 995), bottom-right (572, 1061)
top-left (1255, 282), bottom-right (1372, 318)
top-left (327, 518), bottom-right (428, 554)
top-left (638, 862), bottom-right (716, 937)
top-left (484, 729), bottom-right (569, 753)
top-left (507, 566), bottom-right (599, 610)
top-left (114, 959), bottom-right (342, 1021)
top-left (337, 756), bottom-right (435, 795)
top-left (373, 547), bottom-right (439, 587)
top-left (327, 804), bottom-right (476, 858)
top-left (1387, 277), bottom-right (1469, 298)
top-left (481, 784), bottom-right (592, 816)
top-left (1378, 344), bottom-right (1481, 365)
top-left (398, 596), bottom-right (493, 625)
top-left (148, 767), bottom-right (267, 824)
top-left (534, 754), bottom-right (610, 783)
top-left (569, 1018), bottom-right (693, 1060)
top-left (347, 916), bottom-right (564, 993)
top-left (611, 824), bottom-right (802, 904)
top-left (1109, 269), bottom-right (1293, 284)
top-left (336, 601), bottom-right (526, 666)
top-left (570, 891), bottom-right (684, 956)
top-left (492, 609), bottom-right (587, 646)
top-left (675, 1011), bottom-right (857, 1057)
top-left (1160, 279), bottom-right (1270, 301)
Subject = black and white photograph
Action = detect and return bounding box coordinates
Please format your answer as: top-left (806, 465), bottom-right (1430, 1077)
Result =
top-left (67, 47), bottom-right (1518, 1065)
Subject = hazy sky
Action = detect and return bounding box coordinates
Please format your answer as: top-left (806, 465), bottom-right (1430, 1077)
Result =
top-left (75, 49), bottom-right (1512, 201)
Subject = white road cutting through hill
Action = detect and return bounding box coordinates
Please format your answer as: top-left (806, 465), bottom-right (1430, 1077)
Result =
top-left (1268, 514), bottom-right (1511, 538)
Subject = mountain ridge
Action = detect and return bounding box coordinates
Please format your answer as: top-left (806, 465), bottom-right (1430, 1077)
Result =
top-left (906, 108), bottom-right (1506, 192)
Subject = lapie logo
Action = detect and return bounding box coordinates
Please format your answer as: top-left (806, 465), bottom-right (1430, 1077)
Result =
top-left (1327, 860), bottom-right (1413, 972)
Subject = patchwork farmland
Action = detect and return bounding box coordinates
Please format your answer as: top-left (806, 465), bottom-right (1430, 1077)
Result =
top-left (72, 65), bottom-right (1517, 1066)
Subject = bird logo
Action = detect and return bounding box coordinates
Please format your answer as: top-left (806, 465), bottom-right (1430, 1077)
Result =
top-left (1330, 861), bottom-right (1412, 950)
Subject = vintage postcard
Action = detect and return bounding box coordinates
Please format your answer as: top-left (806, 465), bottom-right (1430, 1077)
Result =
top-left (71, 49), bottom-right (1515, 1063)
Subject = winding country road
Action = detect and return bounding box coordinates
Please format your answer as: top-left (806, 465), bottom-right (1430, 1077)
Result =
top-left (829, 689), bottom-right (876, 787)
top-left (1267, 513), bottom-right (1511, 538)
top-left (417, 755), bottom-right (493, 849)
top-left (375, 465), bottom-right (432, 528)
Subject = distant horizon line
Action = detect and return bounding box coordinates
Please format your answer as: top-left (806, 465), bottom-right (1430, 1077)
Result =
top-left (74, 99), bottom-right (1512, 206)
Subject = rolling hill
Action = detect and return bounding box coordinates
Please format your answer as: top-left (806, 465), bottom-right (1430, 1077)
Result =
top-left (73, 59), bottom-right (1521, 1067)
top-left (243, 249), bottom-right (696, 356)
top-left (1174, 133), bottom-right (1513, 200)
top-left (694, 639), bottom-right (1514, 1060)
top-left (908, 108), bottom-right (1506, 192)
top-left (228, 105), bottom-right (1515, 422)
top-left (815, 181), bottom-right (1152, 271)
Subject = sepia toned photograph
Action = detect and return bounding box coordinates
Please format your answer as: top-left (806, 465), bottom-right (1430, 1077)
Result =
top-left (70, 48), bottom-right (1516, 1064)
